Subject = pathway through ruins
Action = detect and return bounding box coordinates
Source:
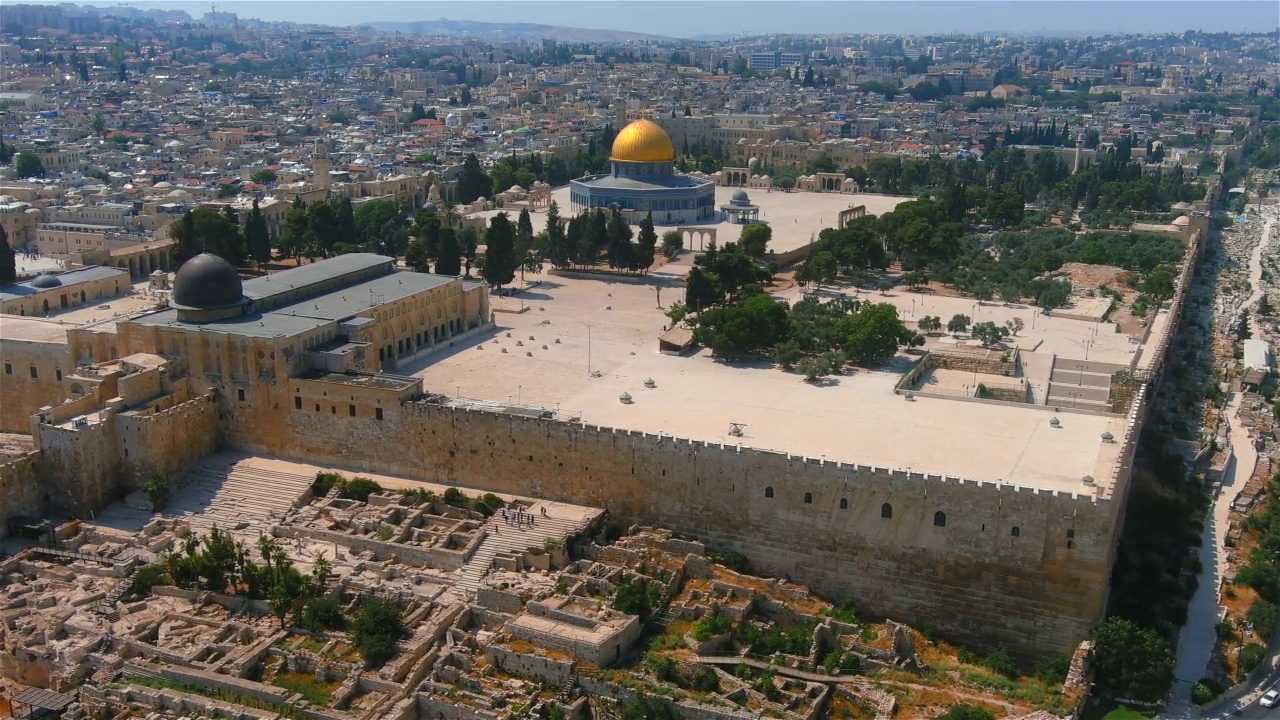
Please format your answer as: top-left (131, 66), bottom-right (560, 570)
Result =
top-left (1166, 205), bottom-right (1276, 715)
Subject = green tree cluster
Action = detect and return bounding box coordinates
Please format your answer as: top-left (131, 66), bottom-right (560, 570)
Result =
top-left (169, 206), bottom-right (244, 266)
top-left (1091, 617), bottom-right (1175, 702)
top-left (350, 597), bottom-right (407, 668)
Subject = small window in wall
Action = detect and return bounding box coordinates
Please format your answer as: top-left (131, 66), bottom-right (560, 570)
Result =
top-left (933, 511), bottom-right (947, 528)
top-left (1011, 527), bottom-right (1021, 537)
top-left (330, 406), bottom-right (336, 414)
top-left (315, 404), bottom-right (321, 412)
top-left (803, 492), bottom-right (812, 504)
top-left (294, 396), bottom-right (302, 410)
top-left (881, 503), bottom-right (893, 519)
top-left (764, 486), bottom-right (774, 498)
top-left (349, 404), bottom-right (356, 417)
top-left (55, 369), bottom-right (62, 381)
top-left (839, 498), bottom-right (848, 509)
top-left (375, 407), bottom-right (384, 421)
top-left (29, 366), bottom-right (37, 379)
top-left (237, 388), bottom-right (245, 402)
top-left (4, 362), bottom-right (11, 375)
top-left (1066, 529), bottom-right (1075, 539)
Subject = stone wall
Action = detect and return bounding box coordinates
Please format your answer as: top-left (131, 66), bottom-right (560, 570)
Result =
top-left (0, 327), bottom-right (74, 432)
top-left (0, 451), bottom-right (42, 537)
top-left (483, 646), bottom-right (574, 685)
top-left (116, 392), bottom-right (221, 488)
top-left (476, 587), bottom-right (525, 615)
top-left (31, 390), bottom-right (219, 516)
top-left (232, 402), bottom-right (1115, 662)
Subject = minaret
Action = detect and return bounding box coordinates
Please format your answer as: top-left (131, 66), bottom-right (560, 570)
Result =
top-left (312, 140), bottom-right (331, 190)
top-left (1073, 133), bottom-right (1084, 174)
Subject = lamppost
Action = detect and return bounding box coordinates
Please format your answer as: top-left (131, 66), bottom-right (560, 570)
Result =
top-left (586, 323), bottom-right (594, 375)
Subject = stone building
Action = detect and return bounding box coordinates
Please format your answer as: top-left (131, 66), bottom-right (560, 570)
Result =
top-left (0, 317), bottom-right (73, 432)
top-left (0, 265), bottom-right (130, 317)
top-left (569, 119), bottom-right (716, 225)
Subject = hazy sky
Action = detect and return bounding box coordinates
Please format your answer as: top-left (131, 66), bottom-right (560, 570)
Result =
top-left (93, 1), bottom-right (1280, 38)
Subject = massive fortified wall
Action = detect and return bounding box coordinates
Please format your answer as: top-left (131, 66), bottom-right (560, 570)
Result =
top-left (244, 400), bottom-right (1115, 661)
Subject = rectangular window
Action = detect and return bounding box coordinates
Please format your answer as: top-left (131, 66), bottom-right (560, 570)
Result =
top-left (375, 407), bottom-right (384, 421)
top-left (237, 388), bottom-right (245, 402)
top-left (4, 363), bottom-right (11, 374)
top-left (29, 366), bottom-right (37, 379)
top-left (315, 403), bottom-right (320, 412)
top-left (55, 369), bottom-right (62, 381)
top-left (349, 404), bottom-right (356, 417)
top-left (294, 396), bottom-right (302, 410)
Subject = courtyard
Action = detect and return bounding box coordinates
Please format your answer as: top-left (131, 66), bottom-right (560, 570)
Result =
top-left (400, 267), bottom-right (1157, 497)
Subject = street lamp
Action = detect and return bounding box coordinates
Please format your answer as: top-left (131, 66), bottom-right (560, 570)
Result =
top-left (586, 323), bottom-right (594, 375)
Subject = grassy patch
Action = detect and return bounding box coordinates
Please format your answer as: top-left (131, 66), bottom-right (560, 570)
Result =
top-left (272, 671), bottom-right (335, 705)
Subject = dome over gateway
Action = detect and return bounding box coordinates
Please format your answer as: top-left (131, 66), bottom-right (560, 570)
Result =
top-left (611, 119), bottom-right (675, 163)
top-left (29, 272), bottom-right (62, 289)
top-left (172, 253), bottom-right (244, 310)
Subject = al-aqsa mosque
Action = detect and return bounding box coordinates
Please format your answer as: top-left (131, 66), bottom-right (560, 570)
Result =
top-left (569, 119), bottom-right (716, 224)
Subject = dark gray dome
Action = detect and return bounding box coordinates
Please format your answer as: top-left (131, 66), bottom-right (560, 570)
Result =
top-left (423, 201), bottom-right (439, 213)
top-left (29, 273), bottom-right (62, 288)
top-left (172, 253), bottom-right (243, 309)
top-left (731, 189), bottom-right (750, 204)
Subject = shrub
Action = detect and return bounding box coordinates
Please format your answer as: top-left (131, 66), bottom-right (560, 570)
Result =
top-left (299, 595), bottom-right (344, 631)
top-left (350, 596), bottom-right (406, 668)
top-left (312, 472), bottom-right (343, 497)
top-left (477, 493), bottom-right (504, 516)
top-left (1214, 619), bottom-right (1235, 641)
top-left (1191, 681), bottom-right (1218, 705)
top-left (826, 599), bottom-right (858, 624)
top-left (648, 655), bottom-right (678, 682)
top-left (1035, 654), bottom-right (1071, 685)
top-left (981, 648), bottom-right (1019, 679)
top-left (1247, 599), bottom-right (1277, 637)
top-left (443, 487), bottom-right (467, 507)
top-left (339, 477), bottom-right (383, 502)
top-left (823, 649), bottom-right (842, 673)
top-left (690, 611), bottom-right (734, 641)
top-left (936, 703), bottom-right (995, 720)
top-left (689, 666), bottom-right (719, 692)
top-left (399, 487), bottom-right (435, 505)
top-left (1239, 643), bottom-right (1266, 676)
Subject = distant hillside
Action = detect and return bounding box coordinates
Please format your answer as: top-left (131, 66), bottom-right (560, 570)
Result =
top-left (362, 18), bottom-right (669, 43)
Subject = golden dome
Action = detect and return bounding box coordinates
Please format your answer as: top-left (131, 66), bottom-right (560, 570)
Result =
top-left (610, 119), bottom-right (676, 163)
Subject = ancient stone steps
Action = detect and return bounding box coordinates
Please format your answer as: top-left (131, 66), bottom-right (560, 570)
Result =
top-left (452, 506), bottom-right (586, 595)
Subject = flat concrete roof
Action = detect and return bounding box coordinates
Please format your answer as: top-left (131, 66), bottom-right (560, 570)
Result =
top-left (269, 269), bottom-right (456, 322)
top-left (403, 268), bottom-right (1140, 496)
top-left (0, 316), bottom-right (69, 344)
top-left (242, 252), bottom-right (391, 304)
top-left (129, 307), bottom-right (331, 337)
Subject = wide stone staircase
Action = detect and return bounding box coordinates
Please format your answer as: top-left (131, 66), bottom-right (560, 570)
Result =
top-left (451, 505), bottom-right (589, 597)
top-left (1046, 358), bottom-right (1126, 412)
top-left (167, 462), bottom-right (314, 535)
top-left (89, 455), bottom-right (313, 538)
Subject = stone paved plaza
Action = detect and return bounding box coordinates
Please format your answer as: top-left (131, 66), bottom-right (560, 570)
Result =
top-left (468, 186), bottom-right (911, 255)
top-left (402, 268), bottom-right (1152, 495)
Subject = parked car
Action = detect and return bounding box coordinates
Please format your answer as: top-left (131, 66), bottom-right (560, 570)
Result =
top-left (1260, 689), bottom-right (1280, 708)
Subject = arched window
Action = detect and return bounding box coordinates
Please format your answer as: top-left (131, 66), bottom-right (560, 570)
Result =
top-left (1011, 527), bottom-right (1021, 537)
top-left (880, 503), bottom-right (892, 519)
top-left (764, 486), bottom-right (774, 498)
top-left (839, 498), bottom-right (848, 510)
top-left (804, 492), bottom-right (812, 504)
top-left (933, 511), bottom-right (947, 528)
